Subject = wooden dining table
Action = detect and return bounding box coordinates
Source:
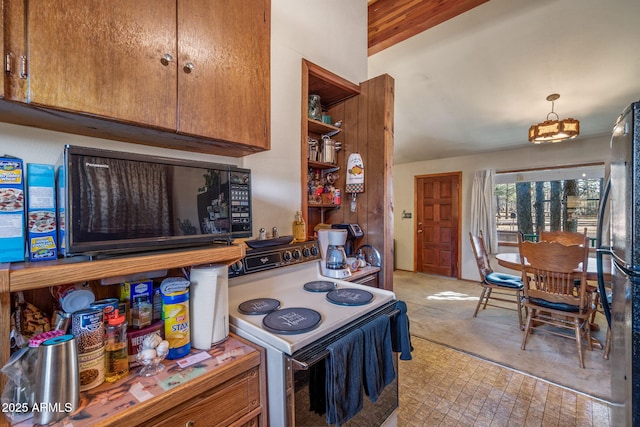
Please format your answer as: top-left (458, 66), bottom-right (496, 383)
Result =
top-left (495, 252), bottom-right (612, 282)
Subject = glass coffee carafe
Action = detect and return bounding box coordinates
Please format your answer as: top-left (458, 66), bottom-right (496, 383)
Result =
top-left (326, 243), bottom-right (347, 270)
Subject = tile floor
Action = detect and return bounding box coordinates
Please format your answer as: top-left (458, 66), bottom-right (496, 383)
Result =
top-left (397, 337), bottom-right (611, 426)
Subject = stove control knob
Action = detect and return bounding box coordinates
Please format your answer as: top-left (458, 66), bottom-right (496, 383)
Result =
top-left (302, 247), bottom-right (311, 257)
top-left (283, 251), bottom-right (292, 262)
top-left (292, 249), bottom-right (301, 260)
top-left (310, 246), bottom-right (319, 256)
top-left (229, 260), bottom-right (244, 274)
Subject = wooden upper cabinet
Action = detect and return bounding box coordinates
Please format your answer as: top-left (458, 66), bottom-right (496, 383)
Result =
top-left (0, 0), bottom-right (270, 156)
top-left (25, 1), bottom-right (178, 129)
top-left (177, 0), bottom-right (270, 150)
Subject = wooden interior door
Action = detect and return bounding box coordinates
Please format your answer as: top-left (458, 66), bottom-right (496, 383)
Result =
top-left (416, 173), bottom-right (461, 277)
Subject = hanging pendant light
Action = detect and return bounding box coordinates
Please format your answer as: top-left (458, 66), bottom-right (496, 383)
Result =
top-left (528, 94), bottom-right (579, 143)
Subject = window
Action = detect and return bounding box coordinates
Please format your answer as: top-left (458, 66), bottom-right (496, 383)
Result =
top-left (494, 164), bottom-right (604, 244)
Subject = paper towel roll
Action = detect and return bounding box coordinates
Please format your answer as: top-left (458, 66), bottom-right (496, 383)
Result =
top-left (190, 264), bottom-right (229, 350)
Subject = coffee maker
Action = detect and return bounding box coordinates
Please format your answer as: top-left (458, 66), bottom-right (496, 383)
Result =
top-left (330, 223), bottom-right (364, 257)
top-left (317, 229), bottom-right (351, 279)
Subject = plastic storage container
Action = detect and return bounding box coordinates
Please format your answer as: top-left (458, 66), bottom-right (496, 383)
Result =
top-left (104, 313), bottom-right (128, 382)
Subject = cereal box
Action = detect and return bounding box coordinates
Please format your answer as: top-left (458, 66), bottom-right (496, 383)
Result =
top-left (27, 163), bottom-right (58, 261)
top-left (56, 164), bottom-right (67, 256)
top-left (0, 156), bottom-right (25, 263)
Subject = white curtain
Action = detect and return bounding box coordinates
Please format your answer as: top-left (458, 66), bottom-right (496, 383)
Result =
top-left (470, 169), bottom-right (497, 253)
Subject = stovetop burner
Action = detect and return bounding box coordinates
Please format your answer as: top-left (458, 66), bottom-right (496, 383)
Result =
top-left (238, 298), bottom-right (281, 315)
top-left (262, 307), bottom-right (322, 335)
top-left (326, 288), bottom-right (374, 306)
top-left (303, 280), bottom-right (336, 292)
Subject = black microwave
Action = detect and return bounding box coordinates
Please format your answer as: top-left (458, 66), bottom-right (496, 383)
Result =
top-left (57, 145), bottom-right (252, 256)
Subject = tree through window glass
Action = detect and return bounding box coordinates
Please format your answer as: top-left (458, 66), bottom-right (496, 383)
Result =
top-left (494, 164), bottom-right (604, 244)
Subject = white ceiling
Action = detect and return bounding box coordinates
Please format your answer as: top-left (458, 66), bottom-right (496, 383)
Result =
top-left (367, 0), bottom-right (640, 164)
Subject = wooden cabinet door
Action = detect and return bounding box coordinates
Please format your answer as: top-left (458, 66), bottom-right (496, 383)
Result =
top-left (25, 0), bottom-right (177, 129)
top-left (177, 0), bottom-right (270, 150)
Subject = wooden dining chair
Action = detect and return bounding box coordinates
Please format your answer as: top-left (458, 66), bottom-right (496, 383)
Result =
top-left (538, 227), bottom-right (588, 246)
top-left (469, 231), bottom-right (524, 329)
top-left (518, 233), bottom-right (597, 368)
top-left (539, 227), bottom-right (601, 324)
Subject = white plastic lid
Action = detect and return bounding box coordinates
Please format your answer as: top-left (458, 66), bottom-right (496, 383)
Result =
top-left (60, 289), bottom-right (95, 313)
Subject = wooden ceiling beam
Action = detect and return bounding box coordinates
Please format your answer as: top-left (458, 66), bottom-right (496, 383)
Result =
top-left (368, 0), bottom-right (490, 56)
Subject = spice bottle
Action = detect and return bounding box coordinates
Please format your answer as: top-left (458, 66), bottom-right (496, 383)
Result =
top-left (131, 295), bottom-right (152, 329)
top-left (105, 312), bottom-right (128, 382)
top-left (152, 287), bottom-right (162, 322)
top-left (293, 211), bottom-right (306, 242)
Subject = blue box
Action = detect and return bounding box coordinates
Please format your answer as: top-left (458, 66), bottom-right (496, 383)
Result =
top-left (26, 163), bottom-right (57, 261)
top-left (56, 165), bottom-right (66, 256)
top-left (121, 279), bottom-right (154, 303)
top-left (0, 156), bottom-right (25, 263)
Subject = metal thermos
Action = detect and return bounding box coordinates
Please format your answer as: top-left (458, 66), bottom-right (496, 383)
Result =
top-left (34, 335), bottom-right (80, 425)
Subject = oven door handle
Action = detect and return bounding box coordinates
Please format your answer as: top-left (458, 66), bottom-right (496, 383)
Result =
top-left (290, 351), bottom-right (329, 371)
top-left (289, 308), bottom-right (401, 371)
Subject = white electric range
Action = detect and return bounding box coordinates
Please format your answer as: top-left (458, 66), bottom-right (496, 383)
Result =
top-left (228, 240), bottom-right (398, 426)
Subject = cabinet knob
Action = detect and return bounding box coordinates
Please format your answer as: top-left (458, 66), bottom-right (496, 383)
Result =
top-left (160, 54), bottom-right (174, 66)
top-left (417, 229), bottom-right (423, 233)
top-left (185, 421), bottom-right (194, 427)
top-left (183, 62), bottom-right (195, 73)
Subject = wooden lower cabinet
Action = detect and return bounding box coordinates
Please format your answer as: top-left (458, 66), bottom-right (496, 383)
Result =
top-left (345, 266), bottom-right (381, 288)
top-left (146, 363), bottom-right (262, 427)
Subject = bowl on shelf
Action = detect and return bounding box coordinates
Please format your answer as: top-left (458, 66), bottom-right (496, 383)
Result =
top-left (136, 348), bottom-right (166, 377)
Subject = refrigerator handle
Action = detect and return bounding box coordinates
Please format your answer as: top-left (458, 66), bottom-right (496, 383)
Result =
top-left (596, 176), bottom-right (612, 328)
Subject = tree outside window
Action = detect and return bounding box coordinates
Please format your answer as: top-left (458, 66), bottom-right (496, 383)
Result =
top-left (494, 164), bottom-right (604, 243)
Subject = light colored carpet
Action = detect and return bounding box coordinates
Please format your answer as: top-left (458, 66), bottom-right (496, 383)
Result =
top-left (393, 270), bottom-right (611, 402)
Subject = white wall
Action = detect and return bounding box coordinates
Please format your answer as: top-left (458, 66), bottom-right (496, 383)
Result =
top-left (0, 0), bottom-right (368, 238)
top-left (243, 0), bottom-right (368, 234)
top-left (393, 135), bottom-right (610, 280)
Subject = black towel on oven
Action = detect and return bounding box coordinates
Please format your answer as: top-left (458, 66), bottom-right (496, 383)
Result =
top-left (361, 314), bottom-right (396, 403)
top-left (309, 361), bottom-right (326, 415)
top-left (325, 329), bottom-right (364, 425)
top-left (390, 300), bottom-right (414, 360)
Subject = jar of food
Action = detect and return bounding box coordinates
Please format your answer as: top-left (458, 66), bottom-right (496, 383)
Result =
top-left (308, 94), bottom-right (322, 120)
top-left (130, 295), bottom-right (152, 329)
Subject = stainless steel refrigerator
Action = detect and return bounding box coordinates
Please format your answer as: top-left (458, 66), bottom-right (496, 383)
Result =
top-left (597, 100), bottom-right (640, 426)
